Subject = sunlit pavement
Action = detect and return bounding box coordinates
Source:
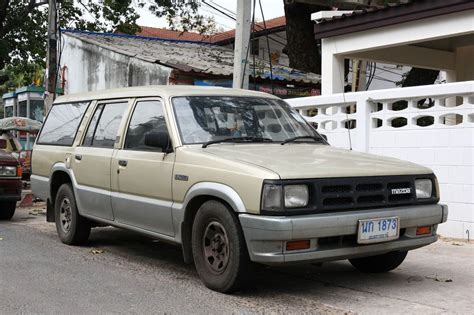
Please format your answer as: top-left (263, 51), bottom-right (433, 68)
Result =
top-left (1, 206), bottom-right (472, 314)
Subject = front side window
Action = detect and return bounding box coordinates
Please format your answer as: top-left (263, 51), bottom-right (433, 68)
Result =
top-left (83, 102), bottom-right (128, 148)
top-left (124, 100), bottom-right (168, 152)
top-left (172, 96), bottom-right (321, 144)
top-left (37, 102), bottom-right (89, 146)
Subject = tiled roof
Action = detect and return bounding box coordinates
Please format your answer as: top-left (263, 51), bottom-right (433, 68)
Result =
top-left (136, 16), bottom-right (286, 44)
top-left (137, 26), bottom-right (210, 42)
top-left (210, 16), bottom-right (286, 43)
top-left (62, 30), bottom-right (319, 84)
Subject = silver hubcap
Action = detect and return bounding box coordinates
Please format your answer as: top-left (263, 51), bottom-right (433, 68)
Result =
top-left (202, 221), bottom-right (230, 274)
top-left (59, 198), bottom-right (72, 233)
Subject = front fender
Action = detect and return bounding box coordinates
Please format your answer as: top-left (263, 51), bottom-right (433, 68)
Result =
top-left (182, 182), bottom-right (248, 213)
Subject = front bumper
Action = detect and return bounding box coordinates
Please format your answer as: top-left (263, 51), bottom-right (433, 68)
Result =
top-left (0, 178), bottom-right (22, 202)
top-left (239, 204), bottom-right (448, 265)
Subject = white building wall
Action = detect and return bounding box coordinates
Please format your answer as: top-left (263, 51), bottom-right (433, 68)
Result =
top-left (288, 81), bottom-right (474, 239)
top-left (61, 35), bottom-right (172, 94)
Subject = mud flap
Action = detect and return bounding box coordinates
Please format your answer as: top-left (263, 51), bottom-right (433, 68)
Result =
top-left (46, 199), bottom-right (55, 222)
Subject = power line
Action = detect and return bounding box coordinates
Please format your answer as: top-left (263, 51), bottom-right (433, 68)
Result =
top-left (201, 0), bottom-right (287, 47)
top-left (258, 0), bottom-right (274, 94)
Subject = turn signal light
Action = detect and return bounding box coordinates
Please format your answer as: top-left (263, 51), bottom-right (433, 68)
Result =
top-left (286, 240), bottom-right (310, 251)
top-left (16, 166), bottom-right (23, 178)
top-left (416, 226), bottom-right (431, 235)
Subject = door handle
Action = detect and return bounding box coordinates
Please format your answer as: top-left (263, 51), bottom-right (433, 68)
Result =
top-left (118, 159), bottom-right (128, 167)
top-left (75, 154), bottom-right (82, 161)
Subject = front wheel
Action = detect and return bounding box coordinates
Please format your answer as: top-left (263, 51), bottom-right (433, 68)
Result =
top-left (0, 202), bottom-right (16, 220)
top-left (55, 184), bottom-right (91, 245)
top-left (349, 250), bottom-right (408, 273)
top-left (191, 200), bottom-right (253, 293)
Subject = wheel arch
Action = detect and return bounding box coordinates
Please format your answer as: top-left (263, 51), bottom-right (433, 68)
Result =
top-left (179, 182), bottom-right (247, 264)
top-left (48, 164), bottom-right (74, 222)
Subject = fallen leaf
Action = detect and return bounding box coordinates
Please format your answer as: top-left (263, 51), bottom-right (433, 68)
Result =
top-left (90, 249), bottom-right (105, 254)
top-left (426, 276), bottom-right (453, 283)
top-left (451, 242), bottom-right (464, 246)
top-left (0, 237), bottom-right (3, 241)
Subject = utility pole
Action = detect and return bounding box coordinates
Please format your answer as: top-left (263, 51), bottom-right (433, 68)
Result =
top-left (232, 0), bottom-right (252, 89)
top-left (45, 0), bottom-right (57, 114)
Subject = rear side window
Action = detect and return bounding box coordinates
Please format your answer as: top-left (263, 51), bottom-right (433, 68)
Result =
top-left (83, 102), bottom-right (128, 148)
top-left (37, 102), bottom-right (89, 146)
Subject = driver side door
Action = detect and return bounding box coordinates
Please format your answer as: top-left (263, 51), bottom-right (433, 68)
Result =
top-left (111, 99), bottom-right (175, 236)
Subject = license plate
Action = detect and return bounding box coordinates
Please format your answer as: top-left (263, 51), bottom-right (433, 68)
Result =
top-left (357, 217), bottom-right (400, 244)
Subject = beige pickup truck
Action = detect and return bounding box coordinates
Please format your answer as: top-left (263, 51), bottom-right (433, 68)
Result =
top-left (31, 86), bottom-right (447, 292)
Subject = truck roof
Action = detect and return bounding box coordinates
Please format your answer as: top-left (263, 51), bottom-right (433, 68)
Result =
top-left (54, 85), bottom-right (279, 104)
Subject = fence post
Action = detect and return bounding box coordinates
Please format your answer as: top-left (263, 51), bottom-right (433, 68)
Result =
top-left (355, 98), bottom-right (370, 152)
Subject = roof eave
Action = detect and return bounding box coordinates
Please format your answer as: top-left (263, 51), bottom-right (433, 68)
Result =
top-left (313, 1), bottom-right (474, 40)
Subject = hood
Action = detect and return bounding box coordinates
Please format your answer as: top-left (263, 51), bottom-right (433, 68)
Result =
top-left (0, 150), bottom-right (18, 166)
top-left (200, 144), bottom-right (432, 179)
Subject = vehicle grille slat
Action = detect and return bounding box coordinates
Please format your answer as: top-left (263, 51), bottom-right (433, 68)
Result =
top-left (316, 176), bottom-right (417, 213)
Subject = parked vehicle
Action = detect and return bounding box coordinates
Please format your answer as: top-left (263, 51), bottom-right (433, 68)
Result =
top-left (0, 139), bottom-right (22, 220)
top-left (31, 86), bottom-right (448, 292)
top-left (0, 117), bottom-right (42, 180)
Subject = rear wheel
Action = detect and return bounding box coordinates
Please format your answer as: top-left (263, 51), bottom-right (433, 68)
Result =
top-left (55, 184), bottom-right (91, 245)
top-left (0, 202), bottom-right (16, 220)
top-left (349, 250), bottom-right (408, 273)
top-left (191, 200), bottom-right (252, 293)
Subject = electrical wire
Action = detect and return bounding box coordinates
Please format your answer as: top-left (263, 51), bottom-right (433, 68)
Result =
top-left (207, 0), bottom-right (289, 43)
top-left (201, 0), bottom-right (287, 47)
top-left (258, 0), bottom-right (274, 94)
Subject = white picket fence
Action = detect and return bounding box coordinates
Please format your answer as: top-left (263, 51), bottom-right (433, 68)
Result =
top-left (287, 81), bottom-right (474, 239)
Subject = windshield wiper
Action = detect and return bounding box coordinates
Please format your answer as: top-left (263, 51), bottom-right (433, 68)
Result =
top-left (202, 136), bottom-right (273, 148)
top-left (281, 135), bottom-right (326, 145)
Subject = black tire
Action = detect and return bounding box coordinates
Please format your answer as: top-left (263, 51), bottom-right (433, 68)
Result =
top-left (54, 184), bottom-right (91, 245)
top-left (191, 200), bottom-right (253, 293)
top-left (0, 202), bottom-right (16, 220)
top-left (349, 250), bottom-right (408, 273)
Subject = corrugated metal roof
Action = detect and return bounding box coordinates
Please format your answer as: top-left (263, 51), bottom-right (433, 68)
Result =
top-left (62, 30), bottom-right (320, 84)
top-left (313, 0), bottom-right (473, 39)
top-left (316, 2), bottom-right (408, 24)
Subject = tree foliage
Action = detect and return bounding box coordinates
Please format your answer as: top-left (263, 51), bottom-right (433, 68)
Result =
top-left (0, 0), bottom-right (209, 74)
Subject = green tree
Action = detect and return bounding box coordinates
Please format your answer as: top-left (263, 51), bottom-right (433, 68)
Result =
top-left (0, 0), bottom-right (210, 72)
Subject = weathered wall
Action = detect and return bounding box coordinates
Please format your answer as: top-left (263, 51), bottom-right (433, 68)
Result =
top-left (61, 35), bottom-right (172, 94)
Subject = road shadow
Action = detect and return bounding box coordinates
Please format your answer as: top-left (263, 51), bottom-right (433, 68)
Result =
top-left (83, 226), bottom-right (435, 297)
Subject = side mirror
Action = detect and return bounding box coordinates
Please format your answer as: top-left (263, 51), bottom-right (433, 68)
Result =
top-left (145, 131), bottom-right (173, 153)
top-left (0, 139), bottom-right (7, 149)
top-left (320, 134), bottom-right (328, 142)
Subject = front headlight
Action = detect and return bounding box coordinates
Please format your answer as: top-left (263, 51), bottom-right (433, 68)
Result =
top-left (0, 166), bottom-right (17, 177)
top-left (415, 179), bottom-right (433, 199)
top-left (262, 184), bottom-right (309, 211)
top-left (284, 185), bottom-right (309, 208)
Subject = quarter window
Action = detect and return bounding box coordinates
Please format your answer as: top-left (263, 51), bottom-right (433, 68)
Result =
top-left (37, 102), bottom-right (89, 146)
top-left (83, 102), bottom-right (128, 148)
top-left (124, 100), bottom-right (168, 152)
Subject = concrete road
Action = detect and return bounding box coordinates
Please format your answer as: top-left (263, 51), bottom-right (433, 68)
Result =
top-left (1, 206), bottom-right (473, 314)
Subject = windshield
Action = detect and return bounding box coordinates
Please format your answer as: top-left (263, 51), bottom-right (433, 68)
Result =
top-left (172, 96), bottom-right (324, 145)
